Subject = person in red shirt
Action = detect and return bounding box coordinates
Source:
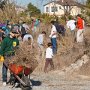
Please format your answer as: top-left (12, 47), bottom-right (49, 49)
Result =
top-left (76, 14), bottom-right (85, 43)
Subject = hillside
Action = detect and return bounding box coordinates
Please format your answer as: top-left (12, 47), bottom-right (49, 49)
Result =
top-left (29, 26), bottom-right (90, 90)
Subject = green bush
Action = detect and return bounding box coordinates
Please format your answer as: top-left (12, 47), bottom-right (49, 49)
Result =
top-left (40, 14), bottom-right (53, 24)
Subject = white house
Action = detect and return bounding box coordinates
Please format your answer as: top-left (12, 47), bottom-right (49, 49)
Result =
top-left (44, 0), bottom-right (83, 16)
top-left (15, 5), bottom-right (26, 14)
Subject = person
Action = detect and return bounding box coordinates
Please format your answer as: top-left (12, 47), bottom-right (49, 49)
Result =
top-left (0, 31), bottom-right (19, 86)
top-left (37, 31), bottom-right (46, 59)
top-left (23, 33), bottom-right (33, 48)
top-left (0, 29), bottom-right (4, 40)
top-left (19, 22), bottom-right (29, 40)
top-left (0, 23), bottom-right (6, 40)
top-left (11, 23), bottom-right (20, 34)
top-left (76, 14), bottom-right (85, 43)
top-left (49, 21), bottom-right (57, 54)
top-left (66, 17), bottom-right (76, 42)
top-left (23, 33), bottom-right (33, 42)
top-left (44, 42), bottom-right (54, 73)
top-left (1, 23), bottom-right (11, 38)
top-left (22, 22), bottom-right (29, 33)
top-left (31, 18), bottom-right (39, 37)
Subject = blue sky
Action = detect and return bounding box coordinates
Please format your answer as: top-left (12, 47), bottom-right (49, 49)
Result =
top-left (15, 0), bottom-right (48, 12)
top-left (15, 0), bottom-right (31, 6)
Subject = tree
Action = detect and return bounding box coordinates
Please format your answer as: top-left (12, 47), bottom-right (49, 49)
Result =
top-left (86, 0), bottom-right (90, 8)
top-left (0, 0), bottom-right (7, 10)
top-left (27, 3), bottom-right (41, 17)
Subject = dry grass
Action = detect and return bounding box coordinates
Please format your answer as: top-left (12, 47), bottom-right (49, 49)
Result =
top-left (0, 1), bottom-right (20, 22)
top-left (9, 42), bottom-right (38, 71)
top-left (34, 26), bottom-right (90, 74)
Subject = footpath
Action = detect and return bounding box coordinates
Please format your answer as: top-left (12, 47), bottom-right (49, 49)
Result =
top-left (0, 54), bottom-right (90, 90)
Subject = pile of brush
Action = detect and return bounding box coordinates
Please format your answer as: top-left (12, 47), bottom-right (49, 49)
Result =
top-left (9, 42), bottom-right (38, 72)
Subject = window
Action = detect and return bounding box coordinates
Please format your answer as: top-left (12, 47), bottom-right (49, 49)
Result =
top-left (59, 6), bottom-right (61, 9)
top-left (46, 7), bottom-right (49, 12)
top-left (51, 6), bottom-right (58, 12)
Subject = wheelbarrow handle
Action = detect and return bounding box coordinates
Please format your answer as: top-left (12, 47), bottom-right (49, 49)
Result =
top-left (14, 74), bottom-right (27, 86)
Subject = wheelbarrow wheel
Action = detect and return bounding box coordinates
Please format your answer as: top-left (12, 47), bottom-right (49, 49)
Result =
top-left (20, 75), bottom-right (32, 90)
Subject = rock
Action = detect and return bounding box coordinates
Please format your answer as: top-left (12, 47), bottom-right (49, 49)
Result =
top-left (71, 64), bottom-right (78, 69)
top-left (65, 66), bottom-right (73, 73)
top-left (81, 55), bottom-right (89, 64)
top-left (76, 60), bottom-right (83, 67)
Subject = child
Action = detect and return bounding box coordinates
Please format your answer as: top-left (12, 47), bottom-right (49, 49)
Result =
top-left (37, 31), bottom-right (46, 59)
top-left (44, 42), bottom-right (54, 73)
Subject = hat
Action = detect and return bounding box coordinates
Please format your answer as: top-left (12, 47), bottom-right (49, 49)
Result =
top-left (2, 26), bottom-right (6, 31)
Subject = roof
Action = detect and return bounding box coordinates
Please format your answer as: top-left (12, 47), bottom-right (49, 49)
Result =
top-left (15, 5), bottom-right (26, 10)
top-left (56, 0), bottom-right (77, 6)
top-left (44, 0), bottom-right (83, 7)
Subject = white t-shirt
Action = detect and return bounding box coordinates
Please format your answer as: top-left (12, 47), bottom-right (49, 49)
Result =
top-left (46, 47), bottom-right (53, 58)
top-left (23, 24), bottom-right (29, 31)
top-left (66, 20), bottom-right (76, 31)
top-left (37, 34), bottom-right (44, 45)
top-left (49, 25), bottom-right (57, 38)
top-left (23, 34), bottom-right (33, 42)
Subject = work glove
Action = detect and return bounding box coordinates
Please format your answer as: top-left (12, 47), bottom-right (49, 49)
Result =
top-left (0, 55), bottom-right (4, 62)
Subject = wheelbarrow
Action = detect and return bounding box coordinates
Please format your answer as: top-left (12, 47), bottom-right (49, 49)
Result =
top-left (4, 62), bottom-right (32, 90)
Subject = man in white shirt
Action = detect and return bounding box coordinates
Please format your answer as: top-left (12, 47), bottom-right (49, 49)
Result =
top-left (67, 20), bottom-right (76, 31)
top-left (66, 17), bottom-right (76, 42)
top-left (37, 32), bottom-right (45, 46)
top-left (23, 34), bottom-right (33, 42)
top-left (23, 33), bottom-right (33, 48)
top-left (49, 21), bottom-right (57, 54)
top-left (37, 31), bottom-right (46, 59)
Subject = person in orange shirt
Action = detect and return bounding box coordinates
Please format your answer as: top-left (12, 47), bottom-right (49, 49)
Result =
top-left (76, 14), bottom-right (85, 43)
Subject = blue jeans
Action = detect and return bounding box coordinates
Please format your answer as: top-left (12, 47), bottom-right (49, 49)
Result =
top-left (2, 63), bottom-right (8, 82)
top-left (51, 38), bottom-right (57, 54)
top-left (2, 56), bottom-right (14, 82)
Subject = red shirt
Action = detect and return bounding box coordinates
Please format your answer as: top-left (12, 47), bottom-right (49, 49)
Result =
top-left (77, 17), bottom-right (84, 29)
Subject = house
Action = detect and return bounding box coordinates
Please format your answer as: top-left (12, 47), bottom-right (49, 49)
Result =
top-left (44, 0), bottom-right (83, 16)
top-left (15, 5), bottom-right (26, 14)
